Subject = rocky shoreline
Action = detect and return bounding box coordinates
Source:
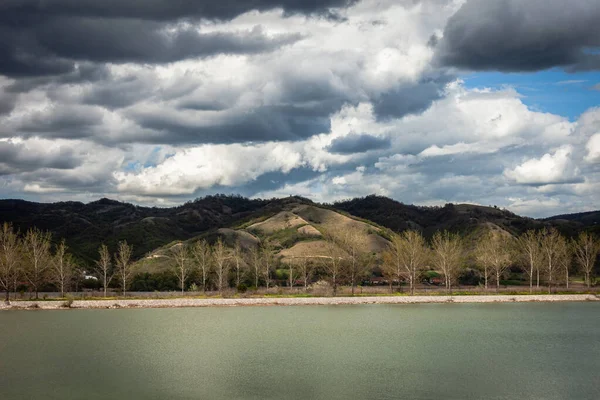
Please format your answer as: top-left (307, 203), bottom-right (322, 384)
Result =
top-left (1, 294), bottom-right (598, 310)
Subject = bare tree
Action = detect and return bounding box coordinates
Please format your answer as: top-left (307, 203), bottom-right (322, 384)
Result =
top-left (323, 231), bottom-right (344, 296)
top-left (556, 238), bottom-right (572, 289)
top-left (96, 244), bottom-right (113, 297)
top-left (383, 230), bottom-right (428, 295)
top-left (286, 260), bottom-right (298, 291)
top-left (540, 227), bottom-right (564, 294)
top-left (402, 230), bottom-right (429, 295)
top-left (297, 256), bottom-right (314, 291)
top-left (248, 244), bottom-right (262, 289)
top-left (52, 239), bottom-right (74, 297)
top-left (114, 240), bottom-right (133, 296)
top-left (0, 222), bottom-right (21, 303)
top-left (474, 234), bottom-right (493, 290)
top-left (573, 232), bottom-right (600, 288)
top-left (213, 238), bottom-right (229, 294)
top-left (337, 227), bottom-right (369, 295)
top-left (261, 241), bottom-right (274, 291)
top-left (492, 235), bottom-right (513, 292)
top-left (476, 230), bottom-right (512, 292)
top-left (517, 230), bottom-right (543, 293)
top-left (191, 239), bottom-right (212, 292)
top-left (232, 241), bottom-right (244, 288)
top-left (23, 227), bottom-right (52, 299)
top-left (431, 231), bottom-right (464, 294)
top-left (171, 243), bottom-right (190, 294)
top-left (382, 234), bottom-right (404, 293)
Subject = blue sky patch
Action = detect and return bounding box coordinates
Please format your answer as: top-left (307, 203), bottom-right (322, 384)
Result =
top-left (463, 69), bottom-right (600, 120)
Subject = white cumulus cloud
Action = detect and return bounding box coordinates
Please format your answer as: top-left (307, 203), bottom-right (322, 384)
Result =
top-left (504, 146), bottom-right (581, 186)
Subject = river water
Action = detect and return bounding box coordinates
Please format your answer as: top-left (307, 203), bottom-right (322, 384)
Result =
top-left (1, 303), bottom-right (599, 400)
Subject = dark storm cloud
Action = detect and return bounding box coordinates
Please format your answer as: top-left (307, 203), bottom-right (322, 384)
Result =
top-left (132, 70), bottom-right (354, 144)
top-left (36, 20), bottom-right (302, 64)
top-left (178, 100), bottom-right (229, 112)
top-left (0, 91), bottom-right (17, 115)
top-left (0, 0), bottom-right (346, 78)
top-left (0, 0), bottom-right (357, 22)
top-left (0, 29), bottom-right (74, 78)
top-left (372, 75), bottom-right (452, 120)
top-left (0, 19), bottom-right (301, 78)
top-left (17, 106), bottom-right (105, 139)
top-left (4, 64), bottom-right (110, 93)
top-left (81, 78), bottom-right (154, 110)
top-left (20, 168), bottom-right (116, 190)
top-left (136, 105), bottom-right (331, 144)
top-left (328, 133), bottom-right (391, 154)
top-left (0, 141), bottom-right (80, 174)
top-left (80, 68), bottom-right (204, 110)
top-left (435, 0), bottom-right (600, 72)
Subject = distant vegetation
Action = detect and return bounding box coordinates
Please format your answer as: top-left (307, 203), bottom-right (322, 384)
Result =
top-left (0, 195), bottom-right (599, 300)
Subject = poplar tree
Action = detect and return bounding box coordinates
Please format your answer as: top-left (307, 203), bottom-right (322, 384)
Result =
top-left (431, 231), bottom-right (464, 294)
top-left (115, 240), bottom-right (133, 296)
top-left (192, 239), bottom-right (212, 292)
top-left (0, 223), bottom-right (21, 303)
top-left (517, 230), bottom-right (543, 293)
top-left (96, 244), bottom-right (113, 297)
top-left (52, 239), bottom-right (74, 297)
top-left (171, 243), bottom-right (190, 294)
top-left (23, 227), bottom-right (52, 299)
top-left (572, 232), bottom-right (600, 288)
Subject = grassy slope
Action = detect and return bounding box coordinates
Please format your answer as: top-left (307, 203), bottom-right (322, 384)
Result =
top-left (134, 203), bottom-right (392, 274)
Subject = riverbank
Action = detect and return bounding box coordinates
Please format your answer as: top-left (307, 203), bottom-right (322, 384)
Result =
top-left (1, 294), bottom-right (598, 310)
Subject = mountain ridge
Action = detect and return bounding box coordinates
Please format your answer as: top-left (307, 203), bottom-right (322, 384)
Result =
top-left (0, 194), bottom-right (596, 266)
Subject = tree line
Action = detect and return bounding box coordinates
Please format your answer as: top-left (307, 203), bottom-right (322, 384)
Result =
top-left (381, 227), bottom-right (599, 294)
top-left (0, 223), bottom-right (77, 301)
top-left (134, 226), bottom-right (599, 296)
top-left (1, 220), bottom-right (599, 300)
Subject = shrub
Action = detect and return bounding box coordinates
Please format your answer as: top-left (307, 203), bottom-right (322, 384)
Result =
top-left (236, 283), bottom-right (248, 293)
top-left (130, 271), bottom-right (179, 291)
top-left (63, 295), bottom-right (75, 308)
top-left (458, 268), bottom-right (481, 286)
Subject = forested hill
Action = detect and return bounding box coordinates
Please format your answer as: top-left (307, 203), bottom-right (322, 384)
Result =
top-left (332, 195), bottom-right (595, 238)
top-left (0, 194), bottom-right (595, 265)
top-left (0, 195), bottom-right (307, 264)
top-left (544, 210), bottom-right (600, 227)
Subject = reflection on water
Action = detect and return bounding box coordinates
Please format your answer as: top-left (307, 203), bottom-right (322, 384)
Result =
top-left (1, 303), bottom-right (599, 400)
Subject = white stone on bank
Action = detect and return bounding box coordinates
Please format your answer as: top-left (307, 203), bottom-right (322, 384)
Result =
top-left (1, 294), bottom-right (598, 310)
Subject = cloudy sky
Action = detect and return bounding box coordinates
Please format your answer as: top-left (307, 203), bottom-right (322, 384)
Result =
top-left (1, 0), bottom-right (599, 217)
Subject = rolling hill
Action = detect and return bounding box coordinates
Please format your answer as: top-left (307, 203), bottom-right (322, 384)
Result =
top-left (0, 195), bottom-right (274, 264)
top-left (134, 202), bottom-right (391, 274)
top-left (0, 194), bottom-right (596, 268)
top-left (332, 195), bottom-right (591, 238)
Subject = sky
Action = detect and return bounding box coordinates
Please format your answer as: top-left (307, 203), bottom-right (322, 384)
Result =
top-left (0, 0), bottom-right (599, 217)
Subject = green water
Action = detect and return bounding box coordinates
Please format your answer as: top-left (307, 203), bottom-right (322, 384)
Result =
top-left (1, 303), bottom-right (599, 400)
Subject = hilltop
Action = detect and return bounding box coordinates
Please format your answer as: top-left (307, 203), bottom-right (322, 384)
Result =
top-left (138, 201), bottom-right (391, 275)
top-left (332, 195), bottom-right (594, 237)
top-left (0, 195), bottom-right (274, 263)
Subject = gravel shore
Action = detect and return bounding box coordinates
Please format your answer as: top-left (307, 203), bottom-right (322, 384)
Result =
top-left (1, 294), bottom-right (598, 310)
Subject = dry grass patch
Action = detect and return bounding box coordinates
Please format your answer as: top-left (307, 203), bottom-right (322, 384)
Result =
top-left (247, 211), bottom-right (309, 233)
